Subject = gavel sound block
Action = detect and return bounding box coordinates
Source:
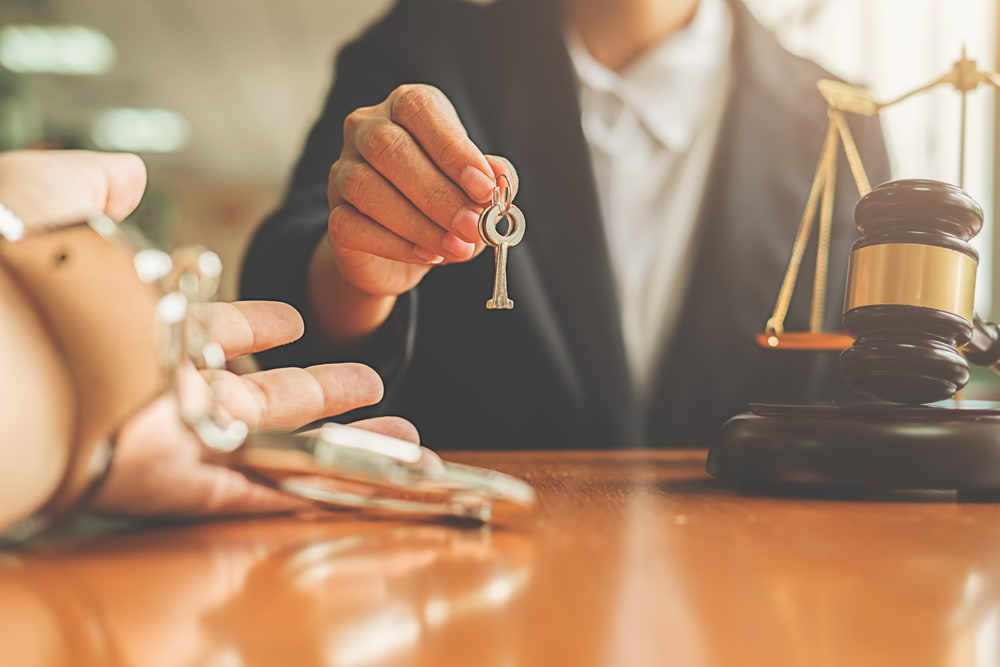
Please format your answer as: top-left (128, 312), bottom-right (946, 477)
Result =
top-left (708, 180), bottom-right (1000, 496)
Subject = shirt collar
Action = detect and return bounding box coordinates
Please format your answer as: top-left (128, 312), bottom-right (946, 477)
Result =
top-left (567, 0), bottom-right (732, 153)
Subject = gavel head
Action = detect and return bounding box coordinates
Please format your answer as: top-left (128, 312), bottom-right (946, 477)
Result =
top-left (840, 179), bottom-right (982, 404)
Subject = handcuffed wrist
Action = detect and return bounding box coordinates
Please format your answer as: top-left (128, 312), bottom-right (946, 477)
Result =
top-left (0, 434), bottom-right (117, 548)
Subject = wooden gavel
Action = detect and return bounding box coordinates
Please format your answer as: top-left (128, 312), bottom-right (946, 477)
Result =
top-left (840, 178), bottom-right (1000, 404)
top-left (709, 178), bottom-right (1000, 494)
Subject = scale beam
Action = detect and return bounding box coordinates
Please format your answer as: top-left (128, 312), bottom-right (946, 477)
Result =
top-left (762, 50), bottom-right (1000, 350)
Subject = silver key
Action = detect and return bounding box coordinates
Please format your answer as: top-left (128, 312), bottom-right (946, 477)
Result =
top-left (478, 176), bottom-right (525, 310)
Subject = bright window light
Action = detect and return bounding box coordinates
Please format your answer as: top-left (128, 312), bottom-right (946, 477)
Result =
top-left (0, 25), bottom-right (115, 75)
top-left (746, 0), bottom-right (997, 314)
top-left (91, 108), bottom-right (190, 153)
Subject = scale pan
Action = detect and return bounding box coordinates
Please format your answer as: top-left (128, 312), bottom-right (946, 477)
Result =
top-left (756, 331), bottom-right (854, 351)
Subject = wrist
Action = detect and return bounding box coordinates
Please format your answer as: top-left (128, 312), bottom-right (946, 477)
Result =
top-left (308, 238), bottom-right (397, 344)
top-left (0, 261), bottom-right (75, 537)
top-left (0, 216), bottom-right (164, 544)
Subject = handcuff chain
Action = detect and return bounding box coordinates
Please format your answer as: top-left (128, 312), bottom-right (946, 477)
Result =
top-left (156, 245), bottom-right (249, 452)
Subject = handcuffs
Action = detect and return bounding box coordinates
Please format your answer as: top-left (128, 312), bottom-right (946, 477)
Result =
top-left (0, 214), bottom-right (535, 540)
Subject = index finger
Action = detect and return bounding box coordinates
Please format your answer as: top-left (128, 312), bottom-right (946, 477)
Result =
top-left (387, 85), bottom-right (496, 203)
top-left (205, 301), bottom-right (305, 360)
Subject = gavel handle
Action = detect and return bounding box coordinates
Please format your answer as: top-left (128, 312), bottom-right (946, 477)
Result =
top-left (964, 315), bottom-right (1000, 372)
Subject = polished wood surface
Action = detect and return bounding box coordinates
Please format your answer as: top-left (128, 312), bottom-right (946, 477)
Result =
top-left (2, 449), bottom-right (998, 667)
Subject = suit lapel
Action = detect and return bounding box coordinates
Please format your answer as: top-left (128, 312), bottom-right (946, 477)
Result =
top-left (646, 0), bottom-right (839, 444)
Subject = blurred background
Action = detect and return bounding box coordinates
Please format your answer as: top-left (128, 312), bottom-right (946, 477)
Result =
top-left (0, 0), bottom-right (996, 311)
top-left (0, 0), bottom-right (393, 300)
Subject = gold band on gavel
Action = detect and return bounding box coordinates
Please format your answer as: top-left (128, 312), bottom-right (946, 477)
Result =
top-left (845, 243), bottom-right (977, 321)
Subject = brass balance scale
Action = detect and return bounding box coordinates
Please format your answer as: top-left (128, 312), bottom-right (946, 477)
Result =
top-left (707, 49), bottom-right (1000, 496)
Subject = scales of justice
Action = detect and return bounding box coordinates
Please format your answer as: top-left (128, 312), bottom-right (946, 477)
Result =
top-left (707, 49), bottom-right (1000, 497)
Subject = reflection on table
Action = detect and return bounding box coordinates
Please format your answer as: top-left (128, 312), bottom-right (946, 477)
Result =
top-left (2, 450), bottom-right (999, 667)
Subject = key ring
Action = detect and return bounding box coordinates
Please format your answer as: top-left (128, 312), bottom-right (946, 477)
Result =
top-left (479, 174), bottom-right (525, 247)
top-left (491, 174), bottom-right (514, 213)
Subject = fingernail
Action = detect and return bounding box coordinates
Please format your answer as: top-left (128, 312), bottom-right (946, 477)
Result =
top-left (443, 233), bottom-right (476, 260)
top-left (414, 247), bottom-right (445, 264)
top-left (452, 207), bottom-right (481, 242)
top-left (460, 166), bottom-right (494, 202)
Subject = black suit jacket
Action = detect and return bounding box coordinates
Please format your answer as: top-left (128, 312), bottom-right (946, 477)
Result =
top-left (240, 0), bottom-right (890, 450)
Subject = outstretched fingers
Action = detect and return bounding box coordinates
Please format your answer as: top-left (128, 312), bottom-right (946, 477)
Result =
top-left (207, 362), bottom-right (384, 433)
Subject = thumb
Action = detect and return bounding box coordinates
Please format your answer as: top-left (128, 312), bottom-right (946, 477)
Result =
top-left (96, 151), bottom-right (148, 221)
top-left (0, 150), bottom-right (148, 229)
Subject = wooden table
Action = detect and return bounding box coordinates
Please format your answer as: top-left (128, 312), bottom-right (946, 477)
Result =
top-left (2, 450), bottom-right (998, 667)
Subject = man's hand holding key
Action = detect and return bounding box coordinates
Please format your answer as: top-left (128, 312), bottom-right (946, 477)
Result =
top-left (309, 84), bottom-right (520, 344)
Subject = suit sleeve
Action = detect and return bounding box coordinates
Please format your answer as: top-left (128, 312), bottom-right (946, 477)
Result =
top-left (238, 3), bottom-right (425, 392)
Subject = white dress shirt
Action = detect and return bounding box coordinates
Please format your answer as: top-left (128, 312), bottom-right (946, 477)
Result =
top-left (566, 0), bottom-right (733, 401)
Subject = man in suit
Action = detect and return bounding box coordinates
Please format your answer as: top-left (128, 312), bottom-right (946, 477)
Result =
top-left (240, 0), bottom-right (890, 450)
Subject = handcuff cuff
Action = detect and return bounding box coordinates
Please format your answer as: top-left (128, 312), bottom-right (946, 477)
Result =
top-left (0, 214), bottom-right (536, 541)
